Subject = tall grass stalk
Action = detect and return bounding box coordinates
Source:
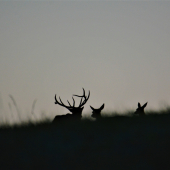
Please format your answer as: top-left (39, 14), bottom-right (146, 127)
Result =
top-left (9, 94), bottom-right (22, 121)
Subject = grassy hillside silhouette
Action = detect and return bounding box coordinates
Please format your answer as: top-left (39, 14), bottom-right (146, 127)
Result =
top-left (0, 110), bottom-right (170, 170)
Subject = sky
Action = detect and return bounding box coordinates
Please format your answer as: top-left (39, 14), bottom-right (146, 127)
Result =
top-left (0, 1), bottom-right (170, 123)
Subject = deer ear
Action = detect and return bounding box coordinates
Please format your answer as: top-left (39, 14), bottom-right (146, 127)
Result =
top-left (138, 102), bottom-right (141, 108)
top-left (90, 105), bottom-right (95, 111)
top-left (142, 102), bottom-right (148, 108)
top-left (99, 103), bottom-right (105, 110)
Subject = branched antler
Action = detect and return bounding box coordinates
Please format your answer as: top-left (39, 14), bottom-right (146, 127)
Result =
top-left (73, 88), bottom-right (90, 107)
top-left (54, 88), bottom-right (90, 114)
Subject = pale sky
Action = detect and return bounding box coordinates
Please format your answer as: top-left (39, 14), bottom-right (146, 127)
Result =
top-left (0, 1), bottom-right (170, 122)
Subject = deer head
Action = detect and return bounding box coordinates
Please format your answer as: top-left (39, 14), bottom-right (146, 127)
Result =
top-left (134, 102), bottom-right (148, 115)
top-left (54, 88), bottom-right (90, 119)
top-left (90, 104), bottom-right (105, 119)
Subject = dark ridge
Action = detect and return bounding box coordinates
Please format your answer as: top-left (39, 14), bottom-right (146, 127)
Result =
top-left (1, 113), bottom-right (170, 169)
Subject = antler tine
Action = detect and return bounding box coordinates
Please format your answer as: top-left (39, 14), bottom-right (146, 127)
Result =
top-left (82, 88), bottom-right (85, 96)
top-left (73, 88), bottom-right (85, 97)
top-left (72, 88), bottom-right (85, 107)
top-left (80, 90), bottom-right (90, 106)
top-left (72, 97), bottom-right (75, 107)
top-left (59, 96), bottom-right (64, 105)
top-left (67, 100), bottom-right (72, 107)
top-left (79, 97), bottom-right (83, 107)
top-left (55, 94), bottom-right (66, 107)
top-left (55, 94), bottom-right (61, 105)
top-left (77, 89), bottom-right (90, 107)
top-left (56, 96), bottom-right (71, 109)
top-left (55, 94), bottom-right (57, 103)
top-left (87, 90), bottom-right (90, 99)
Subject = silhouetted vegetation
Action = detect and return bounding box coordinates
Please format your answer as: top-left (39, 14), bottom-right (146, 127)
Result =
top-left (1, 109), bottom-right (170, 169)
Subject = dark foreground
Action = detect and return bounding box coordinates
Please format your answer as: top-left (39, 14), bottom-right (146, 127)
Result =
top-left (1, 114), bottom-right (170, 170)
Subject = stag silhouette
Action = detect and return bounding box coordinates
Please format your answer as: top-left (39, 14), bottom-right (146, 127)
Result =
top-left (134, 102), bottom-right (148, 115)
top-left (90, 104), bottom-right (105, 119)
top-left (53, 88), bottom-right (90, 123)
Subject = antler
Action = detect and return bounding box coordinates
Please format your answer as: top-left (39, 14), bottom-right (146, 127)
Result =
top-left (73, 88), bottom-right (90, 107)
top-left (54, 88), bottom-right (90, 110)
top-left (55, 95), bottom-right (74, 110)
